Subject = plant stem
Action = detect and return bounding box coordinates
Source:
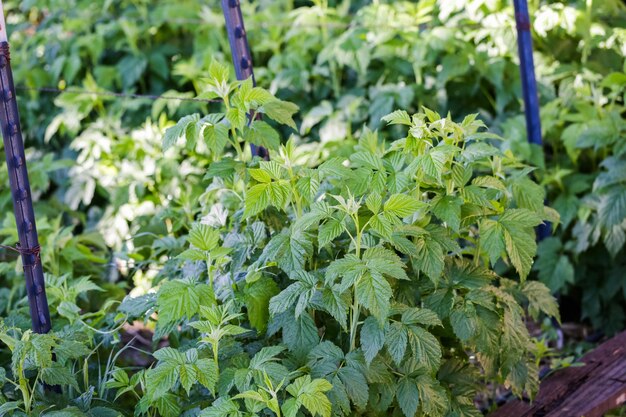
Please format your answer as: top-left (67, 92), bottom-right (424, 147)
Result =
top-left (213, 342), bottom-right (220, 379)
top-left (207, 254), bottom-right (214, 289)
top-left (349, 221), bottom-right (362, 351)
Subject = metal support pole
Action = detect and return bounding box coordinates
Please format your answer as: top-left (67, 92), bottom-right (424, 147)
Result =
top-left (513, 0), bottom-right (542, 147)
top-left (221, 0), bottom-right (268, 159)
top-left (513, 0), bottom-right (550, 240)
top-left (0, 2), bottom-right (51, 333)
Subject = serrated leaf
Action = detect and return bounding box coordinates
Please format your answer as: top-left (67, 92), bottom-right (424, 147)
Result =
top-left (415, 237), bottom-right (445, 282)
top-left (500, 210), bottom-right (542, 280)
top-left (188, 224), bottom-right (220, 251)
top-left (407, 326), bottom-right (442, 371)
top-left (385, 194), bottom-right (424, 218)
top-left (382, 110), bottom-right (413, 126)
top-left (286, 376), bottom-right (332, 417)
top-left (480, 219), bottom-right (505, 266)
top-left (263, 100), bottom-right (299, 130)
top-left (261, 228), bottom-right (313, 273)
top-left (318, 218), bottom-right (344, 248)
top-left (356, 272), bottom-right (392, 322)
top-left (401, 308), bottom-right (442, 327)
top-left (366, 193), bottom-right (382, 214)
top-left (157, 279), bottom-right (214, 323)
top-left (385, 322), bottom-right (408, 365)
top-left (195, 358), bottom-right (218, 394)
top-left (244, 120), bottom-right (281, 150)
top-left (360, 316), bottom-right (385, 364)
top-left (416, 375), bottom-right (449, 417)
top-left (522, 281), bottom-right (560, 321)
top-left (163, 114), bottom-right (200, 151)
top-left (320, 286), bottom-right (349, 330)
top-left (244, 183), bottom-right (271, 217)
top-left (432, 195), bottom-right (463, 231)
top-left (397, 378), bottom-right (419, 417)
top-left (203, 122), bottom-right (229, 154)
top-left (245, 277), bottom-right (280, 333)
top-left (41, 365), bottom-right (79, 390)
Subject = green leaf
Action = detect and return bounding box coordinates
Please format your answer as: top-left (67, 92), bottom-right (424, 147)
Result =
top-left (522, 281), bottom-right (560, 321)
top-left (360, 316), bottom-right (385, 364)
top-left (416, 375), bottom-right (449, 417)
top-left (416, 147), bottom-right (448, 181)
top-left (401, 308), bottom-right (442, 327)
top-left (282, 312), bottom-right (320, 354)
top-left (356, 272), bottom-right (392, 322)
top-left (385, 322), bottom-right (408, 365)
top-left (199, 398), bottom-right (240, 417)
top-left (203, 122), bottom-right (229, 154)
top-left (0, 402), bottom-right (20, 416)
top-left (598, 186), bottom-right (626, 229)
top-left (407, 326), bottom-right (442, 371)
top-left (263, 100), bottom-right (299, 130)
top-left (244, 183), bottom-right (271, 217)
top-left (244, 120), bottom-right (281, 150)
top-left (286, 376), bottom-right (333, 417)
top-left (415, 237), bottom-right (445, 282)
top-left (512, 177), bottom-right (545, 212)
top-left (534, 237), bottom-right (574, 291)
top-left (397, 378), bottom-right (419, 417)
top-left (364, 247), bottom-right (408, 281)
top-left (188, 224), bottom-right (220, 251)
top-left (318, 218), bottom-right (344, 248)
top-left (432, 195), bottom-right (463, 231)
top-left (163, 114), bottom-right (200, 151)
top-left (261, 228), bottom-right (313, 273)
top-left (245, 276), bottom-right (280, 333)
top-left (500, 209), bottom-right (542, 280)
top-left (41, 364), bottom-right (79, 389)
top-left (320, 286), bottom-right (349, 330)
top-left (384, 194), bottom-right (424, 218)
top-left (366, 193), bottom-right (382, 214)
top-left (382, 110), bottom-right (412, 126)
top-left (157, 279), bottom-right (214, 323)
top-left (208, 61), bottom-right (230, 90)
top-left (195, 358), bottom-right (219, 394)
top-left (450, 305), bottom-right (477, 341)
top-left (249, 168), bottom-right (272, 183)
top-left (226, 106), bottom-right (247, 131)
top-left (270, 282), bottom-right (305, 316)
top-left (480, 219), bottom-right (505, 266)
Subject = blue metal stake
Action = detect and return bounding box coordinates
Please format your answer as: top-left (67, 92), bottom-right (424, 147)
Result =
top-left (0, 3), bottom-right (51, 334)
top-left (513, 0), bottom-right (551, 240)
top-left (221, 0), bottom-right (268, 159)
top-left (513, 0), bottom-right (542, 147)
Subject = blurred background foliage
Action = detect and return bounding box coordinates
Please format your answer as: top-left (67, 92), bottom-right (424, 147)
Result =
top-left (0, 0), bottom-right (625, 334)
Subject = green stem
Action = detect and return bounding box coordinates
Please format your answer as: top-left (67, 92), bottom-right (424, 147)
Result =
top-left (213, 341), bottom-right (220, 378)
top-left (349, 221), bottom-right (363, 351)
top-left (19, 364), bottom-right (31, 414)
top-left (207, 254), bottom-right (214, 288)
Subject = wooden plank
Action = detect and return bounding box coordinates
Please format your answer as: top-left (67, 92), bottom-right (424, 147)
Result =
top-left (491, 330), bottom-right (626, 417)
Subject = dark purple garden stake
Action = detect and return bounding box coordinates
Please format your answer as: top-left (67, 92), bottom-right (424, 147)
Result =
top-left (221, 0), bottom-right (268, 159)
top-left (0, 4), bottom-right (51, 334)
top-left (513, 0), bottom-right (550, 240)
top-left (513, 0), bottom-right (542, 147)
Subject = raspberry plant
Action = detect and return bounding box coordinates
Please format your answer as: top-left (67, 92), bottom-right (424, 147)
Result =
top-left (110, 64), bottom-right (558, 417)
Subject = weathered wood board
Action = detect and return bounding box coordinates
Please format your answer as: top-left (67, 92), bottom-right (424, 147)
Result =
top-left (491, 330), bottom-right (626, 417)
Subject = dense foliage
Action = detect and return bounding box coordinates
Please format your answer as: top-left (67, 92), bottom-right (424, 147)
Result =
top-left (2, 0), bottom-right (624, 330)
top-left (0, 0), bottom-right (624, 415)
top-left (0, 65), bottom-right (559, 416)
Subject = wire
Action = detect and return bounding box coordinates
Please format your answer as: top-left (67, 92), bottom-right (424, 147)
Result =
top-left (166, 18), bottom-right (510, 31)
top-left (15, 86), bottom-right (221, 104)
